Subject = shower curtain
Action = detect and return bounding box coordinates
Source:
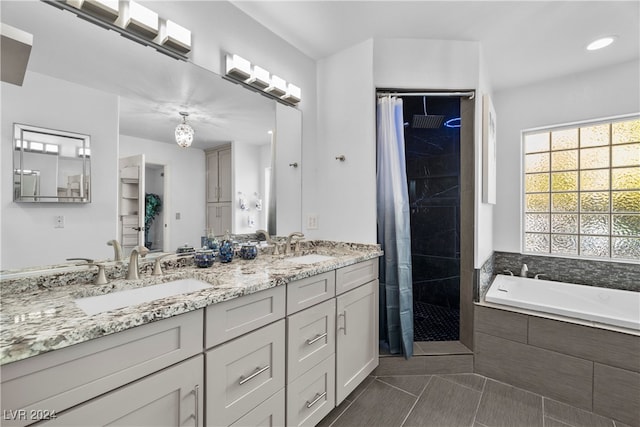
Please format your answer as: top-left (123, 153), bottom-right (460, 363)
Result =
top-left (376, 96), bottom-right (414, 357)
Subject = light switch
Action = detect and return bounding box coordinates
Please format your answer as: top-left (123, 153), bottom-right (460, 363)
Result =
top-left (175, 212), bottom-right (181, 220)
top-left (306, 214), bottom-right (318, 230)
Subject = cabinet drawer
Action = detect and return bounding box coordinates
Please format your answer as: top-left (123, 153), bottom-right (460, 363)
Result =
top-left (287, 298), bottom-right (335, 381)
top-left (336, 259), bottom-right (378, 295)
top-left (205, 286), bottom-right (285, 348)
top-left (1, 310), bottom-right (203, 427)
top-left (287, 271), bottom-right (335, 315)
top-left (206, 320), bottom-right (285, 426)
top-left (287, 354), bottom-right (335, 427)
top-left (230, 388), bottom-right (285, 427)
top-left (39, 355), bottom-right (203, 427)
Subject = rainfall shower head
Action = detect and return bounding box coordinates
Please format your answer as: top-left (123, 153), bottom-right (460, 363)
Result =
top-left (412, 96), bottom-right (444, 129)
top-left (412, 114), bottom-right (444, 128)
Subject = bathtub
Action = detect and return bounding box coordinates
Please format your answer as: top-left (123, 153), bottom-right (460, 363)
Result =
top-left (485, 274), bottom-right (640, 331)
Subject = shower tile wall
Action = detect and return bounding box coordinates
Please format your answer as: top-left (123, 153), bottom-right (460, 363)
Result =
top-left (403, 96), bottom-right (461, 341)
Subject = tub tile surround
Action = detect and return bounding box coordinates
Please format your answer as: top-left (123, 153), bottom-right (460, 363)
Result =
top-left (474, 304), bottom-right (640, 426)
top-left (493, 251), bottom-right (639, 291)
top-left (0, 240), bottom-right (382, 365)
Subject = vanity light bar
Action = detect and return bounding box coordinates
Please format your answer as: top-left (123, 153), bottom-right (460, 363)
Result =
top-left (48, 1), bottom-right (190, 60)
top-left (66, 0), bottom-right (119, 22)
top-left (121, 1), bottom-right (159, 39)
top-left (224, 54), bottom-right (301, 106)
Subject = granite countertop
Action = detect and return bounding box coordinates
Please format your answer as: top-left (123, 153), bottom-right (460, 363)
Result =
top-left (0, 241), bottom-right (382, 365)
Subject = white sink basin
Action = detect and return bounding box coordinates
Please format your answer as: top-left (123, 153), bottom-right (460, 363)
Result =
top-left (285, 254), bottom-right (335, 265)
top-left (74, 278), bottom-right (212, 316)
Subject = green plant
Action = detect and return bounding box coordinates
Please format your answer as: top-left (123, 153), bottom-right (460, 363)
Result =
top-left (144, 193), bottom-right (162, 245)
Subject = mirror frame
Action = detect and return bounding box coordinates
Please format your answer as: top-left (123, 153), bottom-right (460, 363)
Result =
top-left (13, 123), bottom-right (91, 203)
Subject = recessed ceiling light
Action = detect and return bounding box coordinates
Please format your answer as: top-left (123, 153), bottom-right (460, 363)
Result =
top-left (586, 36), bottom-right (617, 51)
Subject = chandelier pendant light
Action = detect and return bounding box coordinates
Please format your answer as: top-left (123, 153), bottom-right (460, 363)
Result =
top-left (175, 111), bottom-right (194, 148)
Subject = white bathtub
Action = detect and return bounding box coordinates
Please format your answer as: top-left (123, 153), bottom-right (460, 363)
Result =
top-left (485, 275), bottom-right (640, 331)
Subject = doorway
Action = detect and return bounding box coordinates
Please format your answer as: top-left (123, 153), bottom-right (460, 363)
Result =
top-left (144, 163), bottom-right (166, 253)
top-left (401, 95), bottom-right (462, 342)
top-left (376, 91), bottom-right (475, 353)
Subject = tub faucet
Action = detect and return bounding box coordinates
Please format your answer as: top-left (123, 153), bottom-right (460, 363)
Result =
top-left (520, 263), bottom-right (529, 278)
top-left (285, 232), bottom-right (304, 255)
top-left (127, 246), bottom-right (149, 280)
top-left (107, 239), bottom-right (123, 262)
top-left (502, 270), bottom-right (514, 276)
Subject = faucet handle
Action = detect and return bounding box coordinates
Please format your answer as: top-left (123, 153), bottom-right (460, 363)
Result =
top-left (534, 273), bottom-right (548, 280)
top-left (94, 263), bottom-right (108, 285)
top-left (152, 254), bottom-right (173, 276)
top-left (502, 269), bottom-right (514, 276)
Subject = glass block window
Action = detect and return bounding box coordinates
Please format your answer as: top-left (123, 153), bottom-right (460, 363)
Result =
top-left (523, 116), bottom-right (640, 261)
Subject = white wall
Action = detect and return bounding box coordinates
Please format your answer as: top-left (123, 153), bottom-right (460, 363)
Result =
top-left (314, 38), bottom-right (493, 265)
top-left (119, 135), bottom-right (206, 251)
top-left (375, 38), bottom-right (493, 268)
top-left (493, 59), bottom-right (640, 253)
top-left (315, 39), bottom-right (376, 243)
top-left (1, 72), bottom-right (118, 269)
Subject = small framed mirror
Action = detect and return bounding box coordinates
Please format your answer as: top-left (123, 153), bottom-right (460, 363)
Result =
top-left (13, 123), bottom-right (91, 203)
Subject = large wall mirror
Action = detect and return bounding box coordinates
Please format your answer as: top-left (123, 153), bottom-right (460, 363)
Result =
top-left (13, 123), bottom-right (91, 203)
top-left (2, 1), bottom-right (302, 269)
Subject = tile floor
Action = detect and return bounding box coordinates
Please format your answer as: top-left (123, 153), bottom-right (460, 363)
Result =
top-left (318, 373), bottom-right (630, 427)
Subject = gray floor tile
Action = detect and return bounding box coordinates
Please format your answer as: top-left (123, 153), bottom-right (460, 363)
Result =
top-left (376, 375), bottom-right (431, 396)
top-left (544, 398), bottom-right (614, 427)
top-left (345, 375), bottom-right (375, 402)
top-left (331, 379), bottom-right (417, 427)
top-left (475, 379), bottom-right (543, 427)
top-left (403, 375), bottom-right (481, 427)
top-left (545, 417), bottom-right (574, 427)
top-left (316, 399), bottom-right (352, 427)
top-left (373, 355), bottom-right (425, 376)
top-left (438, 373), bottom-right (486, 392)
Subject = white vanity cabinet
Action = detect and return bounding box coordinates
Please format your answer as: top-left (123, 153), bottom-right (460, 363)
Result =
top-left (40, 355), bottom-right (203, 427)
top-left (206, 320), bottom-right (286, 426)
top-left (1, 310), bottom-right (203, 427)
top-left (335, 277), bottom-right (378, 404)
top-left (285, 259), bottom-right (379, 426)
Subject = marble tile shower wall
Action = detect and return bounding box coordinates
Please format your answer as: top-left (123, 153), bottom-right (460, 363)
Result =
top-left (404, 96), bottom-right (461, 310)
top-left (478, 251), bottom-right (639, 297)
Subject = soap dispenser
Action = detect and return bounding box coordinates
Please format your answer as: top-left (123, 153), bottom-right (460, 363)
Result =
top-left (520, 263), bottom-right (528, 278)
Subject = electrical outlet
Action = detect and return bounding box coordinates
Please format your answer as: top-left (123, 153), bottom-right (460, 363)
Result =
top-left (306, 214), bottom-right (318, 230)
top-left (54, 215), bottom-right (65, 228)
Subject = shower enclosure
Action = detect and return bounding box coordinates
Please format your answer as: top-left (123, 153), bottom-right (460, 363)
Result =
top-left (402, 95), bottom-right (461, 342)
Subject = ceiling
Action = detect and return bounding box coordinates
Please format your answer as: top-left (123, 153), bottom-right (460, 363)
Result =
top-left (2, 1), bottom-right (275, 150)
top-left (231, 1), bottom-right (640, 92)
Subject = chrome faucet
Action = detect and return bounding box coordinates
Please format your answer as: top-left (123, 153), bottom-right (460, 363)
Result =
top-left (285, 232), bottom-right (304, 255)
top-left (66, 258), bottom-right (108, 285)
top-left (127, 246), bottom-right (149, 280)
top-left (520, 263), bottom-right (529, 278)
top-left (255, 229), bottom-right (273, 244)
top-left (107, 239), bottom-right (123, 262)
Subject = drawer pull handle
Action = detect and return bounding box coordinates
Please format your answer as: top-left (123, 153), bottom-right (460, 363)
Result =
top-left (338, 311), bottom-right (347, 334)
top-left (239, 365), bottom-right (270, 385)
top-left (193, 385), bottom-right (200, 426)
top-left (306, 391), bottom-right (327, 408)
top-left (306, 332), bottom-right (328, 345)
